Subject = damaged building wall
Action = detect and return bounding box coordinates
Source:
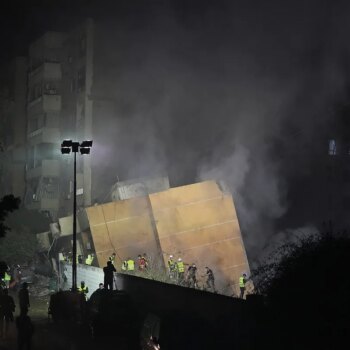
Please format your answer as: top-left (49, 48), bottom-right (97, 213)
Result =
top-left (85, 196), bottom-right (161, 268)
top-left (150, 181), bottom-right (250, 295)
top-left (86, 180), bottom-right (250, 296)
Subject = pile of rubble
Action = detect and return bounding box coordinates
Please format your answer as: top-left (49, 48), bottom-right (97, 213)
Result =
top-left (29, 274), bottom-right (56, 297)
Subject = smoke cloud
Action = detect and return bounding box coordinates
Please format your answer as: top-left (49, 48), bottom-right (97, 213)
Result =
top-left (79, 0), bottom-right (350, 260)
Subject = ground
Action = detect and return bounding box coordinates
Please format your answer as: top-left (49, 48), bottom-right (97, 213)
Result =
top-left (0, 292), bottom-right (129, 350)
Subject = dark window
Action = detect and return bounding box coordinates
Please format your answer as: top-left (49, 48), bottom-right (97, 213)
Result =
top-left (77, 68), bottom-right (86, 90)
top-left (328, 139), bottom-right (337, 155)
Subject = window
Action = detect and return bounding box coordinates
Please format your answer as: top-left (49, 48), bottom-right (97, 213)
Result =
top-left (77, 68), bottom-right (86, 90)
top-left (328, 139), bottom-right (337, 156)
top-left (28, 118), bottom-right (38, 133)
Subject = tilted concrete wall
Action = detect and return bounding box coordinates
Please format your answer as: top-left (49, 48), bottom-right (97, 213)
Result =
top-left (86, 180), bottom-right (250, 296)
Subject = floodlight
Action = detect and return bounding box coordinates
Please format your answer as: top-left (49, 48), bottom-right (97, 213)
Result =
top-left (61, 140), bottom-right (73, 147)
top-left (61, 147), bottom-right (71, 154)
top-left (80, 140), bottom-right (93, 148)
top-left (80, 147), bottom-right (91, 155)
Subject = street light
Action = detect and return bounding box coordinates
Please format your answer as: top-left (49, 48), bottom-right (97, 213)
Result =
top-left (60, 139), bottom-right (93, 291)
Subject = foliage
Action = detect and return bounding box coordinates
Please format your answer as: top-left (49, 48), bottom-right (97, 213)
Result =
top-left (252, 232), bottom-right (350, 349)
top-left (0, 227), bottom-right (38, 265)
top-left (0, 194), bottom-right (20, 238)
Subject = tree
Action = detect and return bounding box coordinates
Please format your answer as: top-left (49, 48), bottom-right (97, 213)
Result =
top-left (253, 233), bottom-right (350, 349)
top-left (0, 194), bottom-right (20, 238)
top-left (0, 195), bottom-right (20, 279)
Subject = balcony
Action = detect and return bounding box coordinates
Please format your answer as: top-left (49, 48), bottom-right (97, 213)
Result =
top-left (27, 94), bottom-right (61, 114)
top-left (27, 127), bottom-right (60, 145)
top-left (27, 197), bottom-right (59, 211)
top-left (26, 159), bottom-right (60, 179)
top-left (28, 62), bottom-right (62, 81)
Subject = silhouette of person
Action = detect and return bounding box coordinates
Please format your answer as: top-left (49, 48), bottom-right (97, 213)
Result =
top-left (103, 261), bottom-right (116, 290)
top-left (18, 283), bottom-right (30, 314)
top-left (16, 308), bottom-right (34, 350)
top-left (0, 288), bottom-right (15, 339)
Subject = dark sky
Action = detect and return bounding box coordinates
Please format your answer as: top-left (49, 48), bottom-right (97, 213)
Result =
top-left (2, 0), bottom-right (350, 261)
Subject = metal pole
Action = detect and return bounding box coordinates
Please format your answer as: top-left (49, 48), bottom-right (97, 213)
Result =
top-left (72, 150), bottom-right (77, 291)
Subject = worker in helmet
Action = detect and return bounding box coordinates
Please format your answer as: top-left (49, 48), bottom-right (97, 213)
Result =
top-left (137, 254), bottom-right (147, 271)
top-left (205, 267), bottom-right (216, 292)
top-left (176, 258), bottom-right (185, 285)
top-left (168, 255), bottom-right (176, 279)
top-left (122, 260), bottom-right (128, 272)
top-left (239, 273), bottom-right (247, 299)
top-left (103, 261), bottom-right (116, 290)
top-left (85, 254), bottom-right (94, 265)
top-left (187, 264), bottom-right (198, 288)
top-left (78, 281), bottom-right (89, 299)
top-left (126, 257), bottom-right (135, 274)
top-left (109, 252), bottom-right (116, 265)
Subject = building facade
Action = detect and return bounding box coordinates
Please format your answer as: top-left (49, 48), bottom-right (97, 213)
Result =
top-left (0, 57), bottom-right (28, 200)
top-left (22, 19), bottom-right (116, 220)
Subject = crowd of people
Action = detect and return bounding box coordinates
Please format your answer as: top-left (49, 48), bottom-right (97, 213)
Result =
top-left (0, 280), bottom-right (34, 349)
top-left (66, 251), bottom-right (248, 298)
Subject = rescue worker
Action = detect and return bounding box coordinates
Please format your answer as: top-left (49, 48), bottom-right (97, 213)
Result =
top-left (0, 288), bottom-right (15, 339)
top-left (18, 282), bottom-right (30, 314)
top-left (103, 261), bottom-right (116, 290)
top-left (1, 271), bottom-right (11, 289)
top-left (176, 258), bottom-right (185, 284)
top-left (16, 308), bottom-right (34, 350)
top-left (127, 257), bottom-right (135, 273)
top-left (77, 255), bottom-right (83, 264)
top-left (122, 260), bottom-right (128, 271)
top-left (78, 281), bottom-right (89, 299)
top-left (109, 253), bottom-right (116, 265)
top-left (137, 254), bottom-right (147, 271)
top-left (239, 273), bottom-right (247, 299)
top-left (187, 264), bottom-right (198, 288)
top-left (205, 267), bottom-right (216, 292)
top-left (142, 253), bottom-right (149, 269)
top-left (168, 255), bottom-right (176, 279)
top-left (85, 254), bottom-right (94, 265)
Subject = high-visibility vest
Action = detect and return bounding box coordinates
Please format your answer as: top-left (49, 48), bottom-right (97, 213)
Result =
top-left (168, 259), bottom-right (175, 270)
top-left (239, 276), bottom-right (245, 288)
top-left (4, 272), bottom-right (11, 281)
top-left (177, 261), bottom-right (184, 273)
top-left (78, 286), bottom-right (88, 294)
top-left (122, 261), bottom-right (127, 271)
top-left (109, 256), bottom-right (115, 265)
top-left (85, 255), bottom-right (94, 265)
top-left (127, 259), bottom-right (135, 271)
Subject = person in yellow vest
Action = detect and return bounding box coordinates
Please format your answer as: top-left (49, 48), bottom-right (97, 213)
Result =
top-left (2, 271), bottom-right (11, 288)
top-left (109, 253), bottom-right (116, 265)
top-left (176, 258), bottom-right (185, 284)
top-left (78, 281), bottom-right (89, 299)
top-left (127, 258), bottom-right (135, 274)
top-left (168, 255), bottom-right (176, 279)
top-left (121, 260), bottom-right (128, 271)
top-left (239, 273), bottom-right (247, 299)
top-left (85, 254), bottom-right (94, 265)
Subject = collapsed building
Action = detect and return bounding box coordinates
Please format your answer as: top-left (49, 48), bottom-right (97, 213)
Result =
top-left (50, 180), bottom-right (251, 296)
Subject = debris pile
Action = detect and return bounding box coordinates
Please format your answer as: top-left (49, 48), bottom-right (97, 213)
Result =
top-left (29, 274), bottom-right (56, 297)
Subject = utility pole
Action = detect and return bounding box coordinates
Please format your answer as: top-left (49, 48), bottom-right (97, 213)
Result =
top-left (61, 140), bottom-right (93, 291)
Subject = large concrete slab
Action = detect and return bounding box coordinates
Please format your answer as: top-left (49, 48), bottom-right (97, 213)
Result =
top-left (150, 181), bottom-right (250, 295)
top-left (85, 196), bottom-right (160, 268)
top-left (86, 181), bottom-right (250, 295)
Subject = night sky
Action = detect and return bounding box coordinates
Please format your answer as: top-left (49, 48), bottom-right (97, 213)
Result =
top-left (2, 0), bottom-right (350, 261)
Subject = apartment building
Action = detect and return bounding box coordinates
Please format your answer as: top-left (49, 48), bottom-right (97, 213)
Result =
top-left (0, 57), bottom-right (27, 199)
top-left (22, 19), bottom-right (118, 220)
top-left (24, 32), bottom-right (65, 219)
